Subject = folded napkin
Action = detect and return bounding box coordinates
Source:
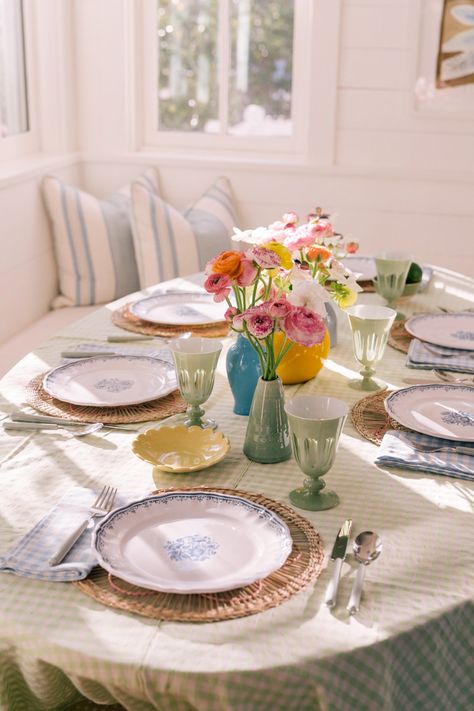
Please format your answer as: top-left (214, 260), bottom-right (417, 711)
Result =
top-left (64, 342), bottom-right (174, 365)
top-left (0, 486), bottom-right (140, 582)
top-left (375, 430), bottom-right (474, 481)
top-left (406, 338), bottom-right (474, 374)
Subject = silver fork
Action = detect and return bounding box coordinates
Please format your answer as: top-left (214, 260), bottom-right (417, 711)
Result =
top-left (433, 370), bottom-right (474, 384)
top-left (49, 485), bottom-right (117, 566)
top-left (400, 437), bottom-right (474, 457)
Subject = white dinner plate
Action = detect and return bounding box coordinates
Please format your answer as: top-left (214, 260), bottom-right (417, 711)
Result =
top-left (130, 293), bottom-right (226, 326)
top-left (385, 384), bottom-right (474, 442)
top-left (43, 355), bottom-right (176, 407)
top-left (93, 492), bottom-right (293, 593)
top-left (341, 255), bottom-right (377, 281)
top-left (404, 313), bottom-right (474, 351)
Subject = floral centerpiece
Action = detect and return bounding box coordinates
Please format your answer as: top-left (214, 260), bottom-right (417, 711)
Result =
top-left (203, 209), bottom-right (362, 463)
top-left (205, 209), bottom-right (361, 382)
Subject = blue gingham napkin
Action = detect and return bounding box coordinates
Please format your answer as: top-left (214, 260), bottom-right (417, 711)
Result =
top-left (0, 487), bottom-right (141, 582)
top-left (375, 430), bottom-right (474, 481)
top-left (406, 338), bottom-right (474, 374)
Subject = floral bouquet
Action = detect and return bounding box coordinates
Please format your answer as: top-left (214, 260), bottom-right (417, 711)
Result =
top-left (204, 209), bottom-right (361, 382)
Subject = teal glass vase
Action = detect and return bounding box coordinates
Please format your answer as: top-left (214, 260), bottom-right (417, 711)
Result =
top-left (226, 333), bottom-right (262, 415)
top-left (243, 377), bottom-right (291, 464)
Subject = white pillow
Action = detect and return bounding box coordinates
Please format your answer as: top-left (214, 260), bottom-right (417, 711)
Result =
top-left (42, 168), bottom-right (161, 307)
top-left (130, 176), bottom-right (237, 288)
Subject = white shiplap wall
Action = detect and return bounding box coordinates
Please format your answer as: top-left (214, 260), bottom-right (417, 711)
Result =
top-left (1, 0), bottom-right (473, 347)
top-left (77, 0), bottom-right (474, 275)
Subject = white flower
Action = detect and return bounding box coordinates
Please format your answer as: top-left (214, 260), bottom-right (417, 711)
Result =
top-left (343, 275), bottom-right (363, 293)
top-left (232, 226), bottom-right (270, 245)
top-left (327, 260), bottom-right (347, 283)
top-left (289, 265), bottom-right (312, 283)
top-left (287, 280), bottom-right (328, 317)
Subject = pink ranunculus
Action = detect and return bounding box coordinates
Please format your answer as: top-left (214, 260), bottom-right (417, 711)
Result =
top-left (346, 240), bottom-right (359, 254)
top-left (236, 258), bottom-right (258, 286)
top-left (282, 307), bottom-right (326, 347)
top-left (204, 272), bottom-right (232, 302)
top-left (232, 312), bottom-right (246, 331)
top-left (247, 246), bottom-right (281, 270)
top-left (282, 212), bottom-right (298, 227)
top-left (224, 306), bottom-right (238, 323)
top-left (308, 221), bottom-right (333, 240)
top-left (284, 234), bottom-right (315, 252)
top-left (268, 298), bottom-right (292, 319)
top-left (246, 312), bottom-right (274, 340)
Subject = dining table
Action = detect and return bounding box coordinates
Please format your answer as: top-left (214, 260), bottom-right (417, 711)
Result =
top-left (0, 265), bottom-right (473, 711)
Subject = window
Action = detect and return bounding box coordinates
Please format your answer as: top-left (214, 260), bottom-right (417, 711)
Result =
top-left (0, 0), bottom-right (36, 160)
top-left (157, 0), bottom-right (293, 137)
top-left (0, 0), bottom-right (29, 138)
top-left (141, 0), bottom-right (312, 155)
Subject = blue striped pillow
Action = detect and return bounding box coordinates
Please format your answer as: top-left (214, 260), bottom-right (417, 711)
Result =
top-left (131, 176), bottom-right (237, 288)
top-left (42, 168), bottom-right (161, 307)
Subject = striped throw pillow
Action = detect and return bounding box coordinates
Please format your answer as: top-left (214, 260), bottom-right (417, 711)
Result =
top-left (42, 168), bottom-right (161, 307)
top-left (130, 176), bottom-right (237, 288)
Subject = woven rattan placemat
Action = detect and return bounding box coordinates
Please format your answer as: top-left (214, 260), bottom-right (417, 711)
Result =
top-left (388, 320), bottom-right (413, 354)
top-left (74, 486), bottom-right (325, 623)
top-left (112, 303), bottom-right (229, 339)
top-left (25, 373), bottom-right (187, 424)
top-left (351, 389), bottom-right (409, 445)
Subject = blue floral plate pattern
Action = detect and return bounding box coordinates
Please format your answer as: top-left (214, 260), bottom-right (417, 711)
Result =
top-left (43, 355), bottom-right (177, 407)
top-left (405, 313), bottom-right (474, 351)
top-left (385, 384), bottom-right (474, 442)
top-left (93, 492), bottom-right (293, 594)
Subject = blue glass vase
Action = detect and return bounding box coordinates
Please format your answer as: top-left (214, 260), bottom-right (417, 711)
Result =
top-left (226, 333), bottom-right (262, 416)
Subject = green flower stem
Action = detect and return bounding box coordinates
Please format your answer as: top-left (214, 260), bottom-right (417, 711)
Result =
top-left (265, 275), bottom-right (273, 300)
top-left (274, 336), bottom-right (294, 370)
top-left (232, 284), bottom-right (243, 312)
top-left (264, 333), bottom-right (275, 380)
top-left (251, 267), bottom-right (262, 306)
top-left (243, 326), bottom-right (267, 376)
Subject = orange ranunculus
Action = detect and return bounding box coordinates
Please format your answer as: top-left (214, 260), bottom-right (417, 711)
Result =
top-left (211, 251), bottom-right (244, 279)
top-left (306, 246), bottom-right (331, 262)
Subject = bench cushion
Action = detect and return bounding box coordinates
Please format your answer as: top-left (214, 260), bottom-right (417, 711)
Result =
top-left (42, 168), bottom-right (161, 308)
top-left (130, 176), bottom-right (237, 288)
top-left (0, 306), bottom-right (98, 377)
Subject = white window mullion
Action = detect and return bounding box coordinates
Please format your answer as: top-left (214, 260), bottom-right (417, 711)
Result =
top-left (217, 0), bottom-right (230, 135)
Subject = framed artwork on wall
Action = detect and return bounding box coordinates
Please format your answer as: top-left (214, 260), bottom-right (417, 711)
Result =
top-left (436, 0), bottom-right (474, 86)
top-left (415, 0), bottom-right (474, 116)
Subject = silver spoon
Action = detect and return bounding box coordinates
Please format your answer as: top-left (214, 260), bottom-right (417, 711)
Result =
top-left (347, 531), bottom-right (382, 615)
top-left (3, 422), bottom-right (103, 437)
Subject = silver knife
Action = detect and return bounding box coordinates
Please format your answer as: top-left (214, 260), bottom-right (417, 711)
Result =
top-left (61, 351), bottom-right (117, 358)
top-left (10, 412), bottom-right (140, 431)
top-left (324, 519), bottom-right (352, 608)
top-left (107, 335), bottom-right (156, 342)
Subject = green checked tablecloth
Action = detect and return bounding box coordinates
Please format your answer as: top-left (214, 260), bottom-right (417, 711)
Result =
top-left (0, 269), bottom-right (473, 711)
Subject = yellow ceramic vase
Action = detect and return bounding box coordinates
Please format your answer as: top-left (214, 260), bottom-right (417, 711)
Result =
top-left (274, 329), bottom-right (330, 385)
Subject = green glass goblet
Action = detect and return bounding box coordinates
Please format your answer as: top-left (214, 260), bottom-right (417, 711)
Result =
top-left (374, 252), bottom-right (412, 320)
top-left (285, 395), bottom-right (348, 511)
top-left (345, 304), bottom-right (396, 391)
top-left (169, 337), bottom-right (223, 429)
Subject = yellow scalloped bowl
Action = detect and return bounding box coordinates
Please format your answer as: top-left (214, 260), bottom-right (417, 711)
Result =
top-left (132, 425), bottom-right (230, 473)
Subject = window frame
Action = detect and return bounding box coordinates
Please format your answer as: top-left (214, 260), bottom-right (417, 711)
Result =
top-left (139, 0), bottom-right (314, 159)
top-left (0, 0), bottom-right (38, 161)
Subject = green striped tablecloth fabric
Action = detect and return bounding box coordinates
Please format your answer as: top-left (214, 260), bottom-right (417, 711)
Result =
top-left (0, 271), bottom-right (473, 711)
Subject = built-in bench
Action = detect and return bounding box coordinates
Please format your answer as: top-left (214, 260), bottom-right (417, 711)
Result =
top-left (0, 306), bottom-right (98, 377)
